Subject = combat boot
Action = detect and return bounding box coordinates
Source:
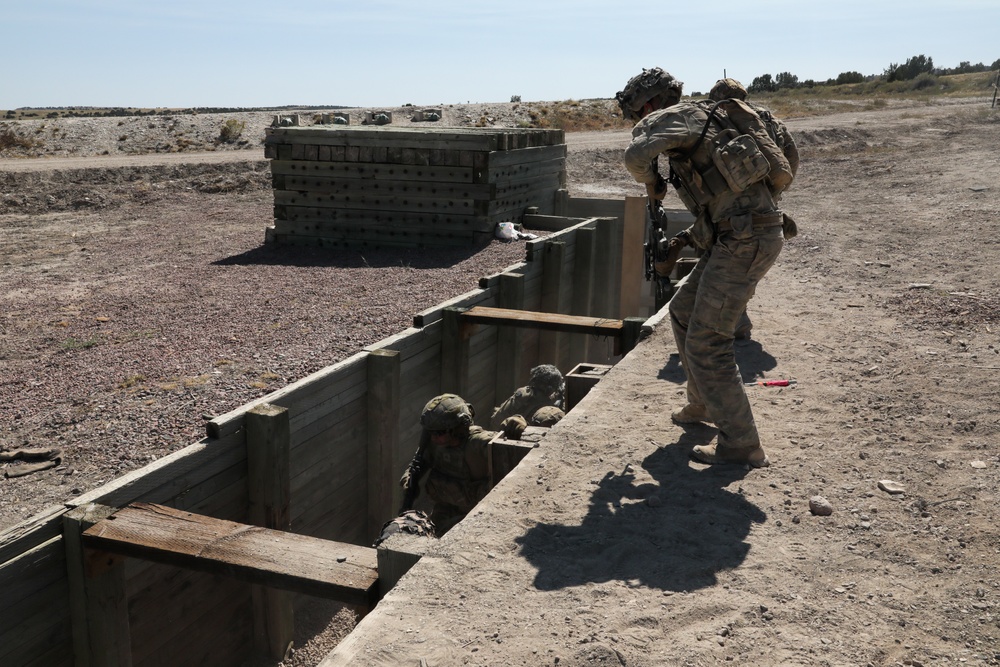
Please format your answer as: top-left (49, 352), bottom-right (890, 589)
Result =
top-left (690, 442), bottom-right (769, 468)
top-left (671, 404), bottom-right (711, 424)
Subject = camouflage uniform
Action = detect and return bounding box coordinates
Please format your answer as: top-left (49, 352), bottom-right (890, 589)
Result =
top-left (707, 78), bottom-right (801, 340)
top-left (400, 394), bottom-right (498, 534)
top-left (620, 70), bottom-right (795, 466)
top-left (490, 364), bottom-right (565, 429)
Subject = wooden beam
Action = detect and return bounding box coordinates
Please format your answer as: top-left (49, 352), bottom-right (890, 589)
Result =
top-left (538, 241), bottom-right (566, 364)
top-left (245, 404), bottom-right (293, 661)
top-left (64, 503), bottom-right (132, 667)
top-left (621, 196), bottom-right (646, 318)
top-left (458, 306), bottom-right (624, 338)
top-left (82, 503), bottom-right (379, 607)
top-left (494, 273), bottom-right (525, 410)
top-left (367, 349), bottom-right (400, 535)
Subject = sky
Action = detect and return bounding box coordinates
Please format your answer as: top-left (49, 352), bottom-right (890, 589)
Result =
top-left (4, 0), bottom-right (999, 109)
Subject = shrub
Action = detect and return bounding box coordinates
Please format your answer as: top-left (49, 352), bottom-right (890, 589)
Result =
top-left (0, 127), bottom-right (38, 150)
top-left (219, 119), bottom-right (245, 143)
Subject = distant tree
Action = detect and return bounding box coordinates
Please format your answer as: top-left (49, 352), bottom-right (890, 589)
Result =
top-left (775, 72), bottom-right (799, 89)
top-left (748, 74), bottom-right (776, 93)
top-left (991, 58), bottom-right (1000, 70)
top-left (836, 71), bottom-right (865, 85)
top-left (887, 54), bottom-right (934, 81)
top-left (801, 79), bottom-right (817, 88)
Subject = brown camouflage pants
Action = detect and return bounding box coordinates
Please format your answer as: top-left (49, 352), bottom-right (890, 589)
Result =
top-left (668, 225), bottom-right (783, 452)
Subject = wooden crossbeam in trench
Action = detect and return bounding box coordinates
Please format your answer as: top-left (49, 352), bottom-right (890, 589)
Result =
top-left (82, 502), bottom-right (379, 606)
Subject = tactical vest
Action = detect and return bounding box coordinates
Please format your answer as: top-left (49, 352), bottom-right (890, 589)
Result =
top-left (667, 100), bottom-right (791, 214)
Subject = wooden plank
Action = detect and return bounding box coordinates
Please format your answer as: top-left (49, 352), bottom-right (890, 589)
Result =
top-left (441, 307), bottom-right (471, 398)
top-left (274, 189), bottom-right (479, 215)
top-left (67, 430), bottom-right (244, 513)
top-left (0, 539), bottom-right (71, 666)
top-left (459, 306), bottom-right (624, 337)
top-left (483, 144), bottom-right (567, 168)
top-left (621, 196), bottom-right (646, 319)
top-left (289, 407), bottom-right (366, 483)
top-left (266, 126), bottom-right (563, 151)
top-left (571, 226), bottom-right (597, 361)
top-left (522, 213), bottom-right (588, 232)
top-left (0, 503), bottom-right (66, 564)
top-left (565, 196), bottom-right (626, 219)
top-left (275, 204), bottom-right (492, 231)
top-left (208, 351), bottom-right (369, 439)
top-left (494, 273), bottom-right (525, 406)
top-left (82, 503), bottom-right (379, 606)
top-left (413, 286), bottom-right (492, 327)
top-left (64, 504), bottom-right (131, 667)
top-left (245, 404), bottom-right (294, 660)
top-left (272, 218), bottom-right (489, 240)
top-left (538, 241), bottom-right (567, 362)
top-left (270, 159), bottom-right (475, 183)
top-left (277, 173), bottom-right (494, 199)
top-left (368, 350), bottom-right (400, 536)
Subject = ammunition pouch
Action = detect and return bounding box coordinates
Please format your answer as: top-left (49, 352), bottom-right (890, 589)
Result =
top-left (712, 132), bottom-right (770, 193)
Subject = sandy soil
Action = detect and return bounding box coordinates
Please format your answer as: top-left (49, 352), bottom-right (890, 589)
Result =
top-left (2, 97), bottom-right (999, 666)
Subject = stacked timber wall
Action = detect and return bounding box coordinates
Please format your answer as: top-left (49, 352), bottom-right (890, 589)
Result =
top-left (264, 126), bottom-right (567, 248)
top-left (0, 198), bottom-right (689, 667)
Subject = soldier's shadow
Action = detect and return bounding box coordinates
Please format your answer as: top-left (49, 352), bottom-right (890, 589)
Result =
top-left (658, 338), bottom-right (777, 384)
top-left (514, 433), bottom-right (766, 592)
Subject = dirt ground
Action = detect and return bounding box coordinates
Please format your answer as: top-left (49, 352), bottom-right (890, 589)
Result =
top-left (2, 98), bottom-right (999, 666)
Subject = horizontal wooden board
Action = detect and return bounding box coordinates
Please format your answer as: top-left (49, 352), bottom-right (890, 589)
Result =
top-left (84, 503), bottom-right (379, 605)
top-left (412, 287), bottom-right (493, 327)
top-left (0, 536), bottom-right (66, 607)
top-left (271, 159), bottom-right (477, 183)
top-left (266, 126), bottom-right (563, 152)
top-left (274, 206), bottom-right (496, 233)
top-left (0, 504), bottom-right (66, 564)
top-left (289, 406), bottom-right (366, 482)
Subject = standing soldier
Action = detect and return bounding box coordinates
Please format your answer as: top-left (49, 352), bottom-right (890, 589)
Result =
top-left (616, 68), bottom-right (798, 468)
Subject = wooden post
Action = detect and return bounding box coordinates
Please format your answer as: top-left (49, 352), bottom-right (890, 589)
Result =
top-left (538, 241), bottom-right (566, 366)
top-left (621, 196), bottom-right (647, 318)
top-left (246, 404), bottom-right (293, 661)
top-left (621, 317), bottom-right (647, 355)
top-left (64, 503), bottom-right (132, 667)
top-left (592, 218), bottom-right (618, 362)
top-left (571, 226), bottom-right (596, 362)
top-left (494, 273), bottom-right (525, 408)
top-left (367, 349), bottom-right (400, 535)
top-left (441, 307), bottom-right (471, 398)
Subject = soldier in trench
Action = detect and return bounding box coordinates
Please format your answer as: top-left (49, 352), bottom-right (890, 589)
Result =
top-left (398, 394), bottom-right (499, 535)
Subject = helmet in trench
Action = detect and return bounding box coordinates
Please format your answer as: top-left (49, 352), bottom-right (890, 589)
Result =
top-left (420, 393), bottom-right (474, 431)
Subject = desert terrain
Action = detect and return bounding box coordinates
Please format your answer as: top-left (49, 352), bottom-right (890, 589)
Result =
top-left (1, 96), bottom-right (999, 665)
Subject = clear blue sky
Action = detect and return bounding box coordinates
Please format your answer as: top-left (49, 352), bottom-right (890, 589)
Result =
top-left (4, 0), bottom-right (998, 109)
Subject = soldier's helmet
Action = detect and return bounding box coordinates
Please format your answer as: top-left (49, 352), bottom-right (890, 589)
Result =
top-left (709, 78), bottom-right (748, 102)
top-left (615, 68), bottom-right (684, 122)
top-left (420, 393), bottom-right (474, 431)
top-left (531, 405), bottom-right (566, 427)
top-left (528, 364), bottom-right (564, 394)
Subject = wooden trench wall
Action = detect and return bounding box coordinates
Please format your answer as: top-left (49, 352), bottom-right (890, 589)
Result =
top-left (0, 197), bottom-right (684, 667)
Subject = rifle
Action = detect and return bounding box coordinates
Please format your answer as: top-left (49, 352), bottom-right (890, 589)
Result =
top-left (645, 197), bottom-right (673, 311)
top-left (398, 447), bottom-right (427, 514)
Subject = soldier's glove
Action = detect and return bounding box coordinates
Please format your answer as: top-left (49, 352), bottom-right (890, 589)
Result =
top-left (500, 415), bottom-right (528, 440)
top-left (645, 174), bottom-right (668, 202)
top-left (653, 231), bottom-right (690, 279)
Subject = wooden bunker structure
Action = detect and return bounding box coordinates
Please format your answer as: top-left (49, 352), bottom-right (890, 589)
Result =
top-left (0, 196), bottom-right (695, 666)
top-left (263, 125), bottom-right (567, 248)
